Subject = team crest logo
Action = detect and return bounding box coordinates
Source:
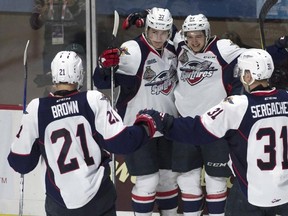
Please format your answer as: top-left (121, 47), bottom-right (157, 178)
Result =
top-left (179, 50), bottom-right (189, 64)
top-left (180, 60), bottom-right (217, 86)
top-left (143, 66), bottom-right (156, 81)
top-left (145, 66), bottom-right (177, 95)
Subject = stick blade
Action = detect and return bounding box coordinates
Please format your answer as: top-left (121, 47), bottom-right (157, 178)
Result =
top-left (259, 0), bottom-right (278, 19)
top-left (112, 10), bottom-right (119, 38)
top-left (23, 40), bottom-right (30, 66)
top-left (258, 0), bottom-right (278, 49)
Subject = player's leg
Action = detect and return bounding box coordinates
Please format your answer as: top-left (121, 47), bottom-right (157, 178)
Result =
top-left (132, 173), bottom-right (160, 216)
top-left (205, 174), bottom-right (227, 216)
top-left (156, 137), bottom-right (179, 216)
top-left (177, 168), bottom-right (204, 216)
top-left (172, 142), bottom-right (204, 216)
top-left (156, 169), bottom-right (179, 215)
top-left (201, 139), bottom-right (232, 216)
top-left (125, 138), bottom-right (159, 216)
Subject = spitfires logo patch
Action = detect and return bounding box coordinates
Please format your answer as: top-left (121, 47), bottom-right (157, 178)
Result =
top-left (144, 66), bottom-right (177, 95)
top-left (180, 60), bottom-right (217, 86)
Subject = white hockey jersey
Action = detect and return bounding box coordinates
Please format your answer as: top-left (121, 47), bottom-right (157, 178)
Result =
top-left (167, 88), bottom-right (288, 207)
top-left (173, 32), bottom-right (246, 117)
top-left (8, 90), bottom-right (149, 209)
top-left (94, 33), bottom-right (178, 137)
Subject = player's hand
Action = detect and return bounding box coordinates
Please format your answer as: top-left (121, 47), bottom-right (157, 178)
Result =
top-left (136, 109), bottom-right (174, 135)
top-left (122, 10), bottom-right (149, 30)
top-left (98, 48), bottom-right (120, 68)
top-left (275, 36), bottom-right (288, 49)
top-left (134, 111), bottom-right (157, 138)
top-left (30, 13), bottom-right (44, 30)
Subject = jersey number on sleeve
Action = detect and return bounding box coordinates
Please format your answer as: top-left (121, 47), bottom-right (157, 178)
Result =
top-left (51, 123), bottom-right (95, 174)
top-left (107, 110), bottom-right (120, 124)
top-left (257, 126), bottom-right (288, 170)
top-left (208, 107), bottom-right (223, 120)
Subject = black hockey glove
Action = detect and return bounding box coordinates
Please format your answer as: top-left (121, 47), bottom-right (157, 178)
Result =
top-left (30, 13), bottom-right (44, 30)
top-left (137, 109), bottom-right (174, 135)
top-left (122, 10), bottom-right (149, 30)
top-left (275, 36), bottom-right (288, 49)
top-left (98, 48), bottom-right (120, 68)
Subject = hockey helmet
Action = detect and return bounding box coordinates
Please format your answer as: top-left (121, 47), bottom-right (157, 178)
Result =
top-left (182, 14), bottom-right (211, 43)
top-left (145, 7), bottom-right (173, 39)
top-left (237, 48), bottom-right (274, 85)
top-left (51, 51), bottom-right (84, 89)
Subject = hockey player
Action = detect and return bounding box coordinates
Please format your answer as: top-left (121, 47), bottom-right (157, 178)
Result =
top-left (93, 7), bottom-right (179, 216)
top-left (172, 14), bottom-right (240, 216)
top-left (7, 51), bottom-right (158, 216)
top-left (138, 48), bottom-right (288, 216)
top-left (172, 14), bottom-right (288, 216)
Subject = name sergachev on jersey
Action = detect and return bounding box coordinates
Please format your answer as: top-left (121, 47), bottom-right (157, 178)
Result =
top-left (251, 101), bottom-right (288, 118)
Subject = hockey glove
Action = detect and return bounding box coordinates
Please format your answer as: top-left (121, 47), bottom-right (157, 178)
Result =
top-left (122, 10), bottom-right (149, 30)
top-left (137, 109), bottom-right (174, 135)
top-left (98, 48), bottom-right (120, 68)
top-left (275, 36), bottom-right (288, 49)
top-left (134, 112), bottom-right (157, 138)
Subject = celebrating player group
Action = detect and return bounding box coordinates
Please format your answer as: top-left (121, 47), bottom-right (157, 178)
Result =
top-left (7, 5), bottom-right (288, 216)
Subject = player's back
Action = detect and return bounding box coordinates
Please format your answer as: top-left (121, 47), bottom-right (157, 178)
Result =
top-left (37, 90), bottom-right (110, 208)
top-left (239, 88), bottom-right (288, 207)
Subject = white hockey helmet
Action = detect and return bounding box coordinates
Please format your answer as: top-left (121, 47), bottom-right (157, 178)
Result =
top-left (51, 51), bottom-right (84, 89)
top-left (145, 7), bottom-right (173, 39)
top-left (182, 14), bottom-right (211, 42)
top-left (237, 48), bottom-right (274, 85)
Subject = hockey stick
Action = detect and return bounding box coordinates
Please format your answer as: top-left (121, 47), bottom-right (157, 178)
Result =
top-left (111, 10), bottom-right (119, 110)
top-left (110, 10), bottom-right (119, 185)
top-left (19, 39), bottom-right (30, 216)
top-left (259, 0), bottom-right (278, 49)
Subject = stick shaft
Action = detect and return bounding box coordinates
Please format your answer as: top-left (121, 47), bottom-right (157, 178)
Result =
top-left (19, 39), bottom-right (30, 216)
top-left (259, 0), bottom-right (278, 49)
top-left (110, 11), bottom-right (119, 185)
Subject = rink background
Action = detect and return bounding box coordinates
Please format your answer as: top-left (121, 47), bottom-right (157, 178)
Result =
top-left (1, 3), bottom-right (287, 215)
